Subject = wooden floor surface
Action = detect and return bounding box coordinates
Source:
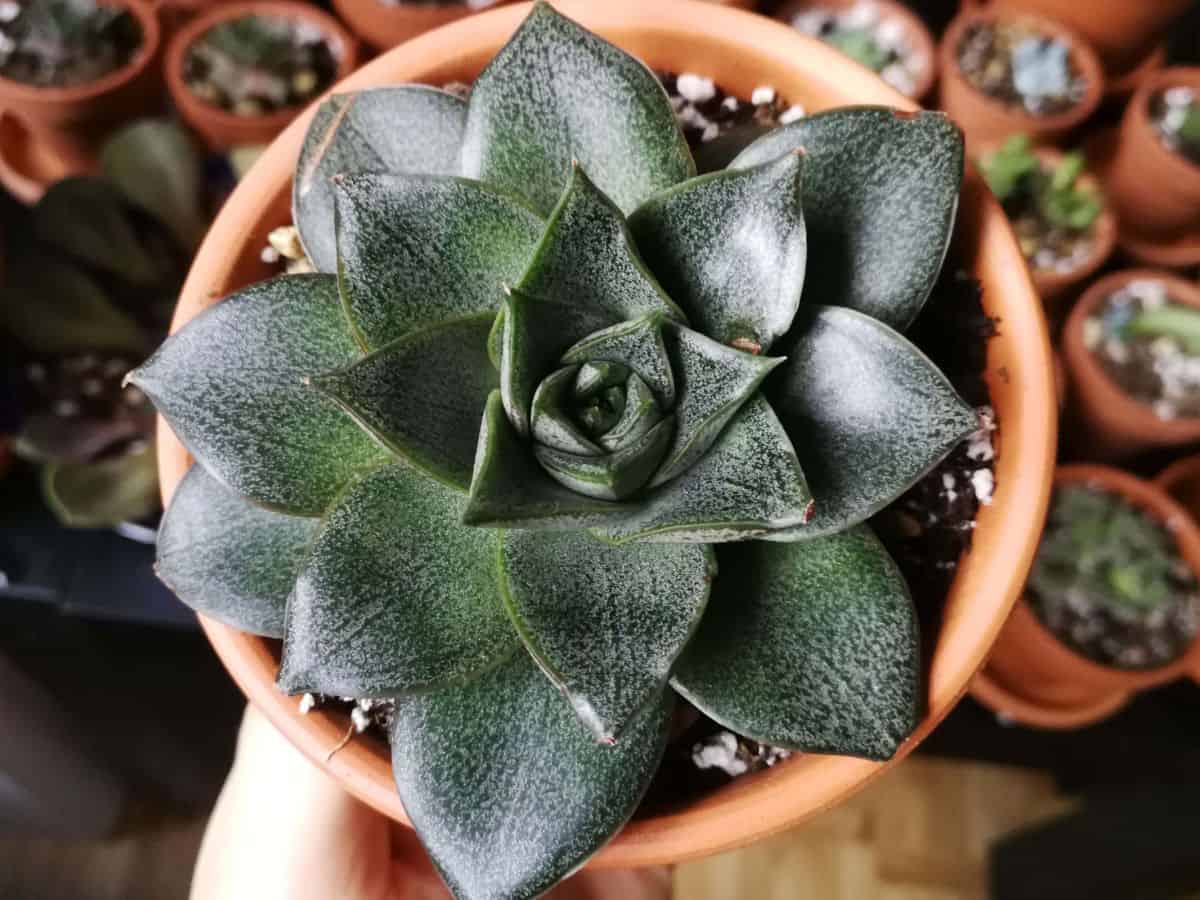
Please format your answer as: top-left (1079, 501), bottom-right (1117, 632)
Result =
top-left (0, 758), bottom-right (1068, 900)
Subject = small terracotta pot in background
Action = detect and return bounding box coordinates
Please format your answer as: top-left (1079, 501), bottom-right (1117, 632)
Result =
top-left (0, 0), bottom-right (163, 203)
top-left (1157, 455), bottom-right (1200, 526)
top-left (150, 0), bottom-right (243, 38)
top-left (166, 1), bottom-right (358, 150)
top-left (771, 0), bottom-right (938, 102)
top-left (937, 6), bottom-right (1103, 152)
top-left (1062, 269), bottom-right (1200, 461)
top-left (330, 0), bottom-right (515, 52)
top-left (976, 464), bottom-right (1200, 727)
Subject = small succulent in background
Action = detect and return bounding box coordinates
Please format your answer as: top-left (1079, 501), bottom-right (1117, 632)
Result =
top-left (136, 4), bottom-right (970, 898)
top-left (0, 0), bottom-right (143, 88)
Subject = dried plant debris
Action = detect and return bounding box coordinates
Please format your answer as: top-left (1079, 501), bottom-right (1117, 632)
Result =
top-left (1030, 485), bottom-right (1200, 669)
top-left (979, 135), bottom-right (1103, 275)
top-left (184, 14), bottom-right (337, 116)
top-left (788, 1), bottom-right (927, 98)
top-left (0, 0), bottom-right (142, 88)
top-left (1151, 85), bottom-right (1200, 167)
top-left (1085, 278), bottom-right (1200, 420)
top-left (957, 17), bottom-right (1086, 116)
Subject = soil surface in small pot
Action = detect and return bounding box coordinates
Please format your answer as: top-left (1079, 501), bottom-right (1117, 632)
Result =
top-left (956, 17), bottom-right (1086, 117)
top-left (281, 71), bottom-right (997, 817)
top-left (1150, 85), bottom-right (1200, 168)
top-left (784, 1), bottom-right (926, 99)
top-left (0, 0), bottom-right (143, 88)
top-left (1028, 484), bottom-right (1200, 669)
top-left (1084, 277), bottom-right (1200, 420)
top-left (183, 14), bottom-right (339, 117)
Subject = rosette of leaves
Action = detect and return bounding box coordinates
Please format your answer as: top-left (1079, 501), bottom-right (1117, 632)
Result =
top-left (132, 5), bottom-right (972, 898)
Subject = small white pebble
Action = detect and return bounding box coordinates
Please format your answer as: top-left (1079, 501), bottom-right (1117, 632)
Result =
top-left (942, 472), bottom-right (956, 490)
top-left (843, 0), bottom-right (880, 30)
top-left (752, 85), bottom-right (776, 106)
top-left (1104, 337), bottom-right (1130, 364)
top-left (260, 245), bottom-right (281, 264)
top-left (54, 400), bottom-right (79, 418)
top-left (0, 2), bottom-right (19, 23)
top-left (676, 72), bottom-right (716, 104)
top-left (700, 122), bottom-right (720, 143)
top-left (791, 10), bottom-right (829, 34)
top-left (299, 693), bottom-right (316, 714)
top-left (972, 468), bottom-right (995, 506)
top-left (692, 732), bottom-right (749, 776)
top-left (1128, 279), bottom-right (1168, 306)
top-left (721, 96), bottom-right (739, 112)
top-left (779, 104), bottom-right (806, 125)
top-left (1154, 399), bottom-right (1178, 420)
top-left (351, 706), bottom-right (371, 733)
top-left (268, 225), bottom-right (305, 260)
top-left (875, 17), bottom-right (906, 50)
top-left (1082, 317), bottom-right (1104, 350)
top-left (1165, 85), bottom-right (1195, 108)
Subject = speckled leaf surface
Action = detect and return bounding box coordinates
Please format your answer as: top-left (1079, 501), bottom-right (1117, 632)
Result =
top-left (629, 153), bottom-right (806, 350)
top-left (459, 2), bottom-right (693, 217)
top-left (129, 275), bottom-right (387, 516)
top-left (336, 173), bottom-right (543, 350)
top-left (595, 396), bottom-right (811, 544)
top-left (499, 529), bottom-right (712, 741)
top-left (672, 526), bottom-right (920, 759)
top-left (765, 306), bottom-right (976, 541)
top-left (390, 650), bottom-right (672, 900)
top-left (731, 108), bottom-right (962, 331)
top-left (312, 314), bottom-right (496, 492)
top-left (534, 415), bottom-right (674, 501)
top-left (278, 465), bottom-right (517, 697)
top-left (561, 314), bottom-right (675, 409)
top-left (464, 392), bottom-right (627, 528)
top-left (516, 166), bottom-right (682, 322)
top-left (157, 464), bottom-right (317, 638)
top-left (651, 324), bottom-right (784, 487)
top-left (294, 87), bottom-right (467, 272)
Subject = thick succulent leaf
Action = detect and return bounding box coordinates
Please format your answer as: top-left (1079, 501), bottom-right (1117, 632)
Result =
top-left (599, 375), bottom-right (662, 452)
top-left (278, 465), bottom-right (518, 697)
top-left (157, 464), bottom-right (317, 638)
top-left (765, 306), bottom-right (977, 541)
top-left (731, 108), bottom-right (962, 331)
top-left (530, 366), bottom-right (601, 455)
top-left (534, 415), bottom-right (674, 501)
top-left (651, 324), bottom-right (784, 488)
top-left (629, 152), bottom-right (807, 351)
top-left (516, 165), bottom-right (682, 322)
top-left (465, 391), bottom-right (627, 528)
top-left (595, 396), bottom-right (812, 544)
top-left (390, 650), bottom-right (672, 900)
top-left (459, 2), bottom-right (694, 217)
top-left (295, 87), bottom-right (467, 272)
top-left (672, 527), bottom-right (920, 760)
top-left (336, 173), bottom-right (543, 349)
top-left (311, 313), bottom-right (496, 492)
top-left (500, 288), bottom-right (610, 436)
top-left (561, 314), bottom-right (675, 408)
top-left (499, 529), bottom-right (711, 741)
top-left (129, 275), bottom-right (388, 516)
top-left (41, 443), bottom-right (159, 529)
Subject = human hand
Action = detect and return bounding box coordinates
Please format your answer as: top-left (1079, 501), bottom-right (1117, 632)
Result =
top-left (191, 705), bottom-right (673, 900)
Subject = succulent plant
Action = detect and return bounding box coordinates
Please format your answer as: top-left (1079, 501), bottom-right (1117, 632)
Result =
top-left (0, 0), bottom-right (143, 88)
top-left (133, 4), bottom-right (972, 898)
top-left (981, 134), bottom-right (1102, 232)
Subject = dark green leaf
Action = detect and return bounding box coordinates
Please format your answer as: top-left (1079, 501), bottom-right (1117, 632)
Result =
top-left (464, 391), bottom-right (627, 528)
top-left (278, 465), bottom-right (518, 697)
top-left (598, 374), bottom-right (663, 452)
top-left (594, 395), bottom-right (811, 544)
top-left (460, 2), bottom-right (694, 216)
top-left (651, 323), bottom-right (783, 488)
top-left (335, 173), bottom-right (543, 350)
top-left (561, 313), bottom-right (675, 409)
top-left (530, 365), bottom-right (601, 455)
top-left (731, 108), bottom-right (962, 331)
top-left (673, 526), bottom-right (920, 760)
top-left (311, 313), bottom-right (496, 492)
top-left (41, 442), bottom-right (159, 529)
top-left (390, 650), bottom-right (672, 900)
top-left (157, 464), bottom-right (317, 638)
top-left (294, 87), bottom-right (467, 272)
top-left (499, 529), bottom-right (711, 740)
top-left (129, 275), bottom-right (388, 516)
top-left (516, 165), bottom-right (682, 322)
top-left (534, 415), bottom-right (674, 501)
top-left (630, 152), bottom-right (806, 351)
top-left (765, 306), bottom-right (976, 541)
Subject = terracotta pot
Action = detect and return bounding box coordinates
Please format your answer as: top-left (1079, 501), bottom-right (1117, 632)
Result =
top-left (0, 0), bottom-right (163, 199)
top-left (156, 0), bottom-right (1057, 868)
top-left (165, 1), bottom-right (359, 150)
top-left (771, 0), bottom-right (937, 101)
top-left (937, 6), bottom-right (1104, 152)
top-left (1157, 455), bottom-right (1200, 525)
top-left (974, 143), bottom-right (1115, 314)
top-left (150, 0), bottom-right (243, 38)
top-left (330, 0), bottom-right (516, 51)
top-left (1105, 67), bottom-right (1200, 243)
top-left (980, 464), bottom-right (1200, 720)
top-left (1063, 269), bottom-right (1200, 460)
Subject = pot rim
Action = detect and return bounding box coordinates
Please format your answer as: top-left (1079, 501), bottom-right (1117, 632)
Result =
top-left (1123, 66), bottom-right (1200, 193)
top-left (0, 0), bottom-right (161, 105)
top-left (939, 5), bottom-right (1104, 134)
top-left (1063, 268), bottom-right (1200, 445)
top-left (164, 0), bottom-right (358, 137)
top-left (158, 0), bottom-right (1057, 868)
top-left (1017, 463), bottom-right (1200, 688)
